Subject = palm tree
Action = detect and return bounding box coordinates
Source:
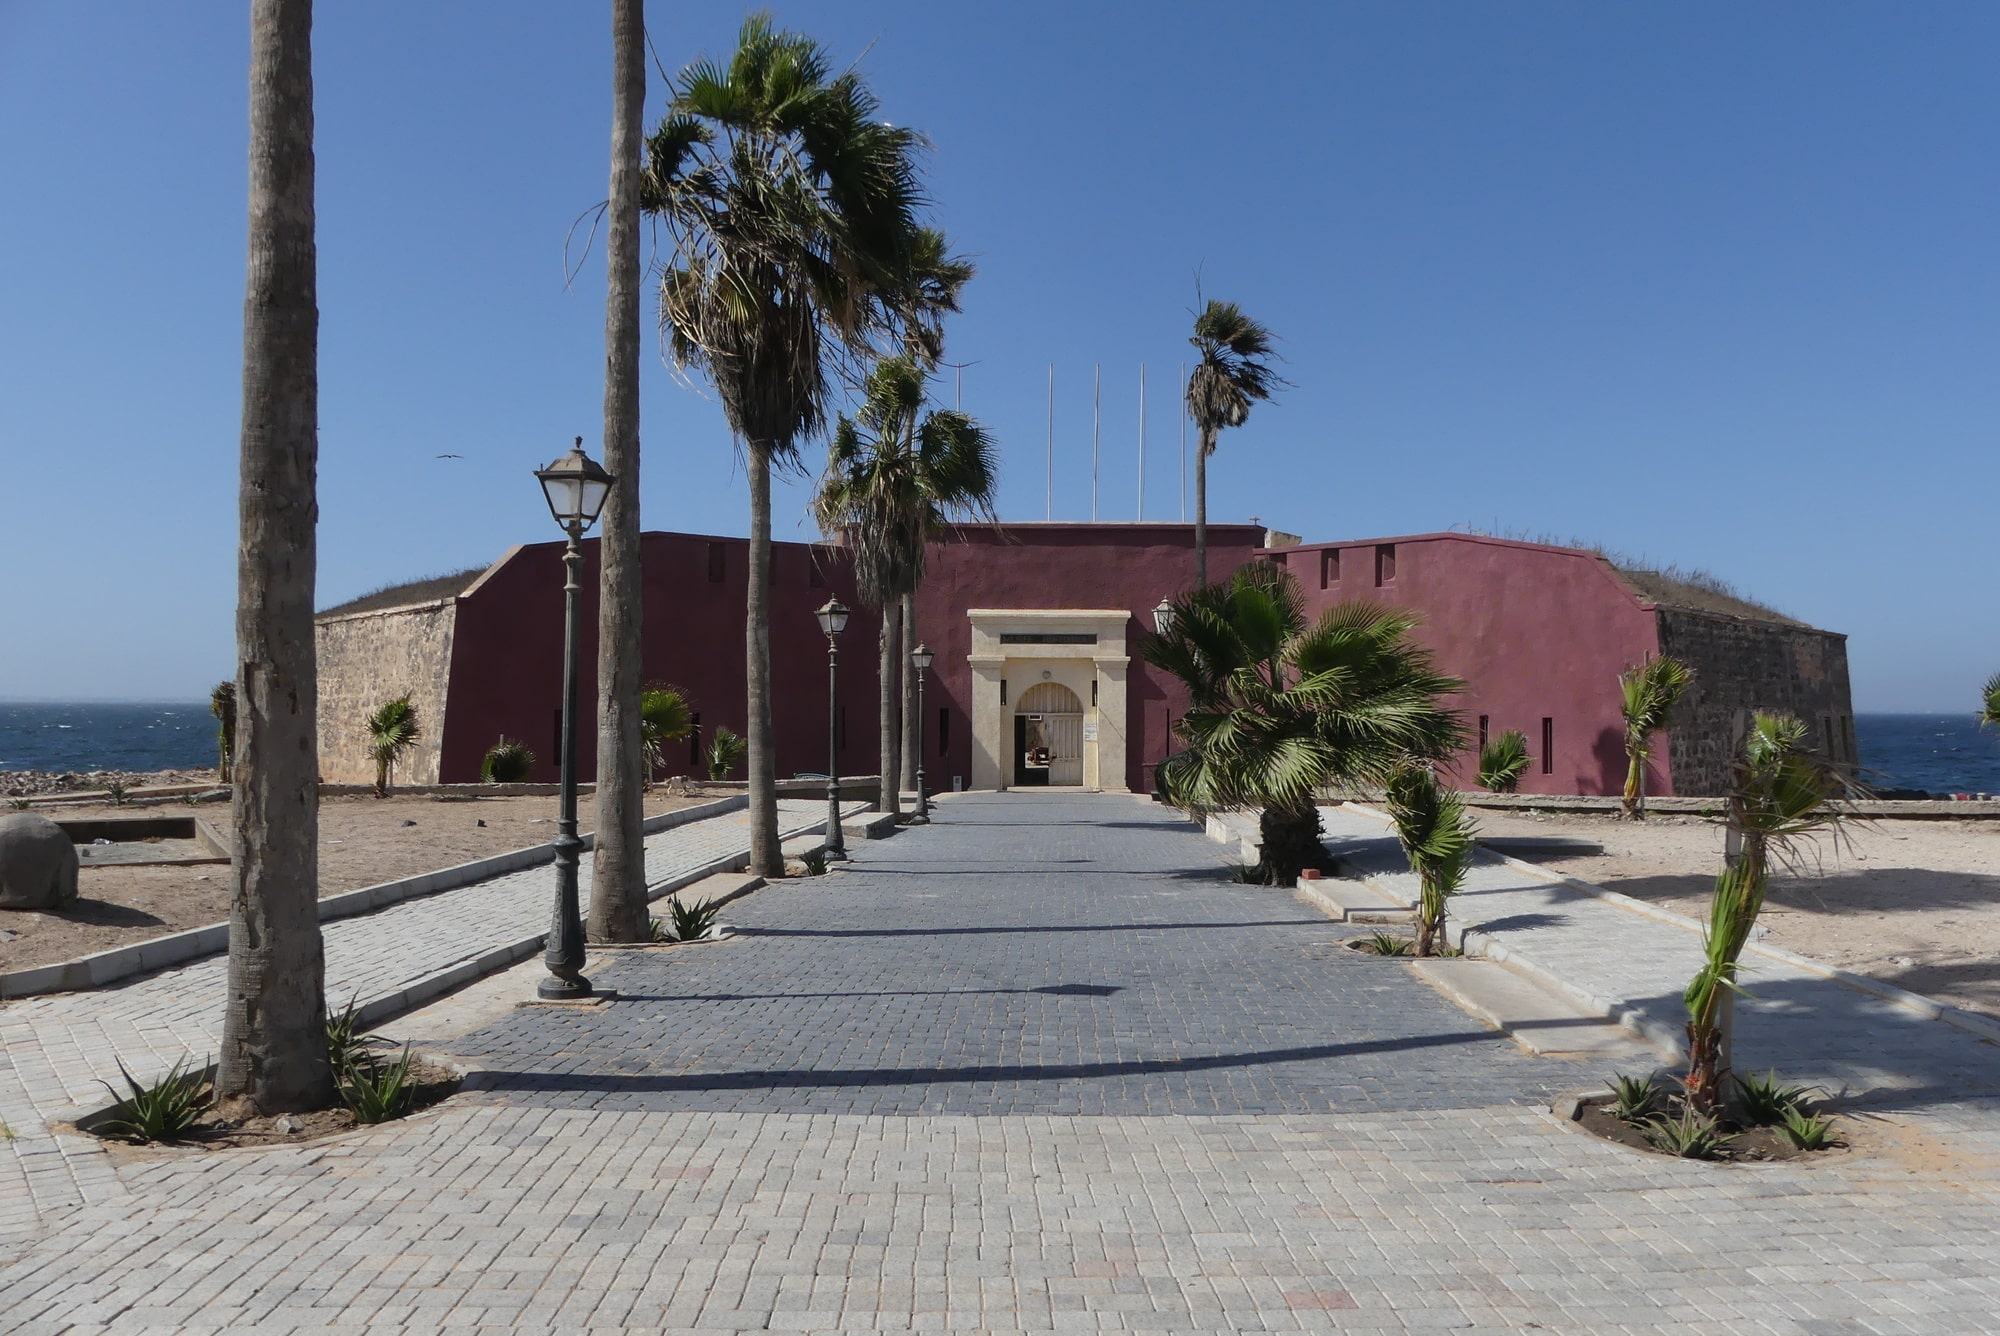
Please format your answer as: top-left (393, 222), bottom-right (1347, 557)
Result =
top-left (1979, 671), bottom-right (2000, 729)
top-left (816, 355), bottom-right (998, 814)
top-left (1140, 563), bottom-right (1463, 884)
top-left (1620, 654), bottom-right (1695, 819)
top-left (643, 14), bottom-right (924, 876)
top-left (1682, 713), bottom-right (1851, 1114)
top-left (1477, 729), bottom-right (1530, 793)
top-left (1184, 299), bottom-right (1283, 588)
top-left (218, 0), bottom-right (335, 1115)
top-left (1384, 761), bottom-right (1475, 957)
top-left (366, 696), bottom-right (419, 798)
top-left (590, 0), bottom-right (649, 943)
top-left (639, 683), bottom-right (694, 784)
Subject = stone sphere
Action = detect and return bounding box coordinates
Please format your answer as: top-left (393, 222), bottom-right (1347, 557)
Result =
top-left (0, 812), bottom-right (80, 911)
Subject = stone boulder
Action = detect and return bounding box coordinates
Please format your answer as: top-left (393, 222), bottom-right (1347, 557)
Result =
top-left (0, 812), bottom-right (80, 911)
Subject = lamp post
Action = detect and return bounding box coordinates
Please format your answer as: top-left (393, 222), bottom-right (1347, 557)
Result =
top-left (815, 597), bottom-right (850, 861)
top-left (1151, 597), bottom-right (1176, 799)
top-left (909, 642), bottom-right (934, 824)
top-left (533, 437), bottom-right (614, 1000)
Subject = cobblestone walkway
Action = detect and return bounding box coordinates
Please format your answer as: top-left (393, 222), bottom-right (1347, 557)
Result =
top-left (5, 793), bottom-right (2000, 1334)
top-left (0, 799), bottom-right (851, 1239)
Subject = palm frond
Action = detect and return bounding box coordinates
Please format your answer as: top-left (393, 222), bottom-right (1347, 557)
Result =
top-left (1980, 670), bottom-right (2000, 729)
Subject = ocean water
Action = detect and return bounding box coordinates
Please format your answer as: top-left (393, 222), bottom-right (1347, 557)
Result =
top-left (0, 702), bottom-right (217, 774)
top-left (1855, 713), bottom-right (2000, 797)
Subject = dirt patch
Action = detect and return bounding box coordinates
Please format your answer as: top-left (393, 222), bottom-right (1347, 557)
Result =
top-left (0, 789), bottom-right (712, 974)
top-left (1568, 1091), bottom-right (1843, 1165)
top-left (1473, 809), bottom-right (2000, 1018)
top-left (91, 1056), bottom-right (462, 1154)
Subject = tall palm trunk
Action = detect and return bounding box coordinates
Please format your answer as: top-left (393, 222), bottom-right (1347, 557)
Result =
top-left (589, 0), bottom-right (648, 941)
top-left (1193, 428), bottom-right (1214, 588)
top-left (746, 445), bottom-right (783, 876)
top-left (899, 591), bottom-right (917, 793)
top-left (219, 0), bottom-right (334, 1114)
top-left (1622, 748), bottom-right (1649, 822)
top-left (877, 602), bottom-right (901, 814)
top-left (1255, 799), bottom-right (1324, 885)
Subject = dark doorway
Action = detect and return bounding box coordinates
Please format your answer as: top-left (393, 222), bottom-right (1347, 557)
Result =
top-left (1013, 715), bottom-right (1050, 787)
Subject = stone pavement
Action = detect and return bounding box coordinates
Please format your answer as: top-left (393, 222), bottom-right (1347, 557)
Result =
top-left (0, 798), bottom-right (854, 1240)
top-left (1302, 803), bottom-right (2000, 1108)
top-left (3, 793), bottom-right (2000, 1333)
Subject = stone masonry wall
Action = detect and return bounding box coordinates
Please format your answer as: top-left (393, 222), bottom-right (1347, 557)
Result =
top-left (315, 599), bottom-right (457, 786)
top-left (1656, 608), bottom-right (1854, 796)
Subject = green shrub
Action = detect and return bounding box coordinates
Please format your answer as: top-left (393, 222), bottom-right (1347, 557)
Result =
top-left (1779, 1106), bottom-right (1838, 1151)
top-left (640, 685), bottom-right (695, 782)
top-left (1607, 1072), bottom-right (1664, 1124)
top-left (1642, 1108), bottom-right (1734, 1160)
top-left (325, 997), bottom-right (371, 1081)
top-left (96, 1055), bottom-right (211, 1144)
top-left (1733, 1071), bottom-right (1821, 1125)
top-left (1355, 931), bottom-right (1413, 957)
top-left (660, 896), bottom-right (722, 942)
top-left (800, 848), bottom-right (829, 876)
top-left (1477, 730), bottom-right (1530, 792)
top-left (480, 737), bottom-right (536, 783)
top-left (341, 1045), bottom-right (418, 1124)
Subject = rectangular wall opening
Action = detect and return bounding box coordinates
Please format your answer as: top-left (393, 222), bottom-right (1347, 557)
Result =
top-left (1374, 544), bottom-right (1396, 586)
top-left (1540, 717), bottom-right (1554, 774)
top-left (1478, 715), bottom-right (1490, 749)
top-left (1320, 549), bottom-right (1339, 589)
top-left (939, 707), bottom-right (950, 754)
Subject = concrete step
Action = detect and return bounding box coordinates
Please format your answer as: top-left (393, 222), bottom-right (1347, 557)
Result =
top-left (659, 870), bottom-right (764, 910)
top-left (1408, 958), bottom-right (1667, 1063)
top-left (843, 811), bottom-right (900, 841)
top-left (1295, 876), bottom-right (1414, 924)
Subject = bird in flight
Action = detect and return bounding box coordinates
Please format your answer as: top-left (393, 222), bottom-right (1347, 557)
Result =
top-left (436, 453), bottom-right (463, 460)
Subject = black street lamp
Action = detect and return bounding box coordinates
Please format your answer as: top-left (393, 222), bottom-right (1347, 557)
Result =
top-left (909, 642), bottom-right (934, 824)
top-left (815, 597), bottom-right (850, 862)
top-left (533, 437), bottom-right (614, 1000)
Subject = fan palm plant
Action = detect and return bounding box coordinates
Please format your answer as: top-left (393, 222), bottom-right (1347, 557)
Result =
top-left (365, 695), bottom-right (419, 798)
top-left (1979, 671), bottom-right (2000, 729)
top-left (1477, 729), bottom-right (1530, 793)
top-left (642, 14), bottom-right (925, 876)
top-left (639, 684), bottom-right (695, 784)
top-left (1141, 563), bottom-right (1463, 884)
top-left (1185, 299), bottom-right (1284, 588)
top-left (1384, 762), bottom-right (1476, 956)
top-left (1620, 654), bottom-right (1695, 819)
top-left (1681, 713), bottom-right (1852, 1114)
top-left (815, 354), bottom-right (997, 816)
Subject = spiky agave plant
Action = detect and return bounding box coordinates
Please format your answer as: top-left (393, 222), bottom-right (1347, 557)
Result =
top-left (1140, 563), bottom-right (1463, 885)
top-left (1619, 654), bottom-right (1694, 819)
top-left (1383, 761), bottom-right (1475, 957)
top-left (365, 695), bottom-right (419, 798)
top-left (639, 684), bottom-right (694, 785)
top-left (1682, 713), bottom-right (1851, 1115)
top-left (1477, 729), bottom-right (1530, 793)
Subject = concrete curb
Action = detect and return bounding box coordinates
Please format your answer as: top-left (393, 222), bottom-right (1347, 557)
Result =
top-left (0, 795), bottom-right (750, 999)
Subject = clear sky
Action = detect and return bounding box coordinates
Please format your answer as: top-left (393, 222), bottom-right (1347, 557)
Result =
top-left (1, 2), bottom-right (1994, 710)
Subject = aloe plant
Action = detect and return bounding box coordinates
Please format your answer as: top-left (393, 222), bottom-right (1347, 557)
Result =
top-left (97, 1055), bottom-right (212, 1144)
top-left (1682, 713), bottom-right (1850, 1115)
top-left (1477, 729), bottom-right (1530, 793)
top-left (1383, 761), bottom-right (1475, 957)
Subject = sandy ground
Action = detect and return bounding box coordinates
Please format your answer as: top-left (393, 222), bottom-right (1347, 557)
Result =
top-left (1470, 808), bottom-right (2000, 1019)
top-left (0, 789), bottom-right (710, 974)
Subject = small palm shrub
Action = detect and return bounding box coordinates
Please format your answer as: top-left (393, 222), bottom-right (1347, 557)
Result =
top-left (97, 1055), bottom-right (211, 1144)
top-left (341, 1045), bottom-right (418, 1124)
top-left (1619, 655), bottom-right (1695, 819)
top-left (1607, 1072), bottom-right (1665, 1124)
top-left (1733, 1071), bottom-right (1821, 1125)
top-left (366, 694), bottom-right (420, 797)
top-left (480, 737), bottom-right (536, 783)
top-left (1383, 762), bottom-right (1474, 957)
top-left (640, 684), bottom-right (694, 784)
top-left (103, 778), bottom-right (129, 806)
top-left (707, 726), bottom-right (748, 781)
top-left (1642, 1107), bottom-right (1734, 1160)
top-left (1980, 671), bottom-right (2000, 730)
top-left (1477, 730), bottom-right (1530, 792)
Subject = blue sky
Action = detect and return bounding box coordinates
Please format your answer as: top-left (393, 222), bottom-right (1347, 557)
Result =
top-left (1, 2), bottom-right (1994, 710)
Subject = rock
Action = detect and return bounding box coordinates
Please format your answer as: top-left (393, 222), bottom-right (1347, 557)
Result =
top-left (0, 813), bottom-right (80, 911)
top-left (275, 1115), bottom-right (301, 1135)
top-left (476, 819), bottom-right (486, 828)
top-left (400, 820), bottom-right (417, 828)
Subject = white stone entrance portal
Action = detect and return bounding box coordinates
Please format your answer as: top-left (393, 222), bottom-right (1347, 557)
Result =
top-left (966, 609), bottom-right (1130, 792)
